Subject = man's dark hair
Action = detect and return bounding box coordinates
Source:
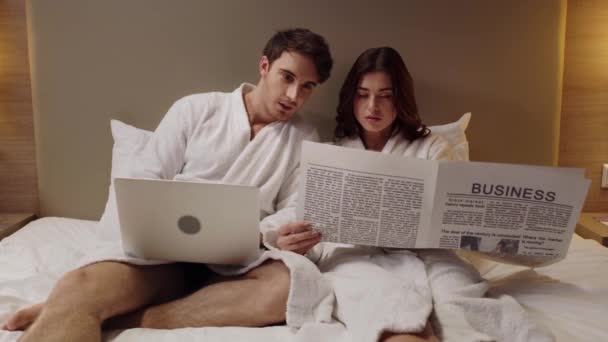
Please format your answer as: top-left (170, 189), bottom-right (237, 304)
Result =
top-left (334, 47), bottom-right (429, 142)
top-left (262, 28), bottom-right (333, 83)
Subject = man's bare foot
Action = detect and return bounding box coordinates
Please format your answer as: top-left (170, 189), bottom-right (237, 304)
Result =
top-left (2, 303), bottom-right (44, 331)
top-left (19, 308), bottom-right (102, 342)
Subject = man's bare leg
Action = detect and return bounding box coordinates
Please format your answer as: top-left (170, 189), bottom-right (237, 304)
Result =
top-left (9, 261), bottom-right (185, 342)
top-left (106, 260), bottom-right (290, 329)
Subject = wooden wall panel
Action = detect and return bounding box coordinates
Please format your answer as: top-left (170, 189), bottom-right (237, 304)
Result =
top-left (0, 0), bottom-right (38, 213)
top-left (559, 0), bottom-right (608, 212)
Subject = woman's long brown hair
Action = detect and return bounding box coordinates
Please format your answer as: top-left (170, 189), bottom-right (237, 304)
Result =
top-left (334, 47), bottom-right (429, 142)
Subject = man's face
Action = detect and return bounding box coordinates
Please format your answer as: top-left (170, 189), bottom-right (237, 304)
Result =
top-left (258, 51), bottom-right (320, 121)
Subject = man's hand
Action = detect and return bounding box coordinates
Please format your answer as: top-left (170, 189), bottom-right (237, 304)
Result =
top-left (276, 221), bottom-right (322, 255)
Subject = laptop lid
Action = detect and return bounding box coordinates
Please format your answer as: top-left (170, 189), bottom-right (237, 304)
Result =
top-left (114, 177), bottom-right (260, 266)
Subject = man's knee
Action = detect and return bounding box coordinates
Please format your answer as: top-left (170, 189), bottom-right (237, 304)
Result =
top-left (44, 265), bottom-right (107, 318)
top-left (55, 266), bottom-right (97, 296)
top-left (56, 262), bottom-right (129, 290)
top-left (267, 261), bottom-right (290, 296)
top-left (248, 261), bottom-right (291, 322)
top-left (52, 262), bottom-right (139, 305)
top-left (247, 260), bottom-right (290, 281)
top-left (259, 260), bottom-right (290, 297)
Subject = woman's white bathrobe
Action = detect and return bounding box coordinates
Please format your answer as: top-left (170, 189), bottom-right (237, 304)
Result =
top-left (315, 133), bottom-right (553, 342)
top-left (84, 83), bottom-right (334, 327)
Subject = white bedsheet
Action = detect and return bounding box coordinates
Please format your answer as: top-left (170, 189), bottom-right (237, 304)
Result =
top-left (1, 217), bottom-right (607, 342)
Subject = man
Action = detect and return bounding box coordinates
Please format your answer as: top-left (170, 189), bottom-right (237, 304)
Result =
top-left (4, 28), bottom-right (331, 341)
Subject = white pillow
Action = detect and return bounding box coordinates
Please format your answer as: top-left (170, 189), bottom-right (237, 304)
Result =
top-left (428, 112), bottom-right (471, 161)
top-left (97, 120), bottom-right (152, 240)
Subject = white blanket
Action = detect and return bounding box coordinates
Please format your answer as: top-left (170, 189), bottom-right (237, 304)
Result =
top-left (315, 245), bottom-right (432, 342)
top-left (420, 249), bottom-right (553, 342)
top-left (75, 84), bottom-right (334, 328)
top-left (3, 218), bottom-right (608, 342)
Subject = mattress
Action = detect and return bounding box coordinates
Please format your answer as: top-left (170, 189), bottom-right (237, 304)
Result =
top-left (1, 217), bottom-right (607, 341)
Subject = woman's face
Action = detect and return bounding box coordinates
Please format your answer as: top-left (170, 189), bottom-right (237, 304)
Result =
top-left (353, 71), bottom-right (397, 137)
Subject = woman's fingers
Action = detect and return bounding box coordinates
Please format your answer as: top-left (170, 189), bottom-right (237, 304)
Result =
top-left (282, 234), bottom-right (322, 254)
top-left (278, 221), bottom-right (312, 236)
top-left (293, 238), bottom-right (322, 255)
top-left (282, 229), bottom-right (320, 245)
top-left (277, 230), bottom-right (320, 249)
top-left (289, 234), bottom-right (321, 250)
top-left (276, 220), bottom-right (322, 254)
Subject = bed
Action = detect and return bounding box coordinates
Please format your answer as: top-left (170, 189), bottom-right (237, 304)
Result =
top-left (6, 1), bottom-right (606, 341)
top-left (1, 217), bottom-right (607, 341)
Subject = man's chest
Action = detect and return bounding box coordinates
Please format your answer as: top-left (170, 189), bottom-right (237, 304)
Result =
top-left (181, 117), bottom-right (250, 176)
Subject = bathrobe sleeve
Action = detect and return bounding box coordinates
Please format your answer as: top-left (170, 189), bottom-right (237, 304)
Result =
top-left (132, 97), bottom-right (198, 180)
top-left (260, 130), bottom-right (320, 250)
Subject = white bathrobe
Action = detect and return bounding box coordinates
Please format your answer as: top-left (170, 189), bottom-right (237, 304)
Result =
top-left (317, 133), bottom-right (554, 342)
top-left (81, 83), bottom-right (334, 327)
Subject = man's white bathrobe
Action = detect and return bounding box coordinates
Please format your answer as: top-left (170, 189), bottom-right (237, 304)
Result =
top-left (83, 83), bottom-right (334, 327)
top-left (315, 133), bottom-right (554, 342)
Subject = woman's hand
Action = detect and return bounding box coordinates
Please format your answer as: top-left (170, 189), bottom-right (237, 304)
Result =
top-left (276, 221), bottom-right (322, 255)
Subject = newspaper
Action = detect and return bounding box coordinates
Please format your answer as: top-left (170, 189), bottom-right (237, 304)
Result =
top-left (296, 141), bottom-right (591, 267)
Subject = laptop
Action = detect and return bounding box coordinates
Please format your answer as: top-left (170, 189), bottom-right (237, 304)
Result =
top-left (114, 177), bottom-right (261, 266)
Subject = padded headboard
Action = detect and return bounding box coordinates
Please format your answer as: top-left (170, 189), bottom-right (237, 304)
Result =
top-left (27, 0), bottom-right (566, 220)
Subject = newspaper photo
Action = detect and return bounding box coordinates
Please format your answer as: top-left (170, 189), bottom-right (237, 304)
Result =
top-left (296, 141), bottom-right (591, 266)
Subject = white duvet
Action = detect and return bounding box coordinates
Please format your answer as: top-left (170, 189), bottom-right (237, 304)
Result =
top-left (1, 217), bottom-right (608, 342)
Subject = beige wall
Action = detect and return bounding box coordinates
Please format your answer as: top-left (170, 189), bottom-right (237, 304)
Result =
top-left (559, 0), bottom-right (608, 212)
top-left (27, 0), bottom-right (566, 219)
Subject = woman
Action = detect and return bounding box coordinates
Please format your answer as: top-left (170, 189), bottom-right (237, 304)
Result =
top-left (279, 47), bottom-right (552, 342)
top-left (328, 46), bottom-right (446, 342)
